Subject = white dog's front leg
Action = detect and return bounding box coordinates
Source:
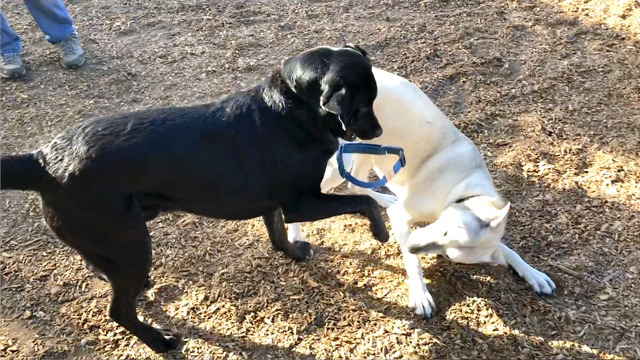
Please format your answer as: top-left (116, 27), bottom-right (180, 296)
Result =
top-left (364, 189), bottom-right (398, 208)
top-left (501, 243), bottom-right (556, 295)
top-left (388, 203), bottom-right (435, 318)
top-left (345, 155), bottom-right (398, 208)
top-left (320, 152), bottom-right (350, 193)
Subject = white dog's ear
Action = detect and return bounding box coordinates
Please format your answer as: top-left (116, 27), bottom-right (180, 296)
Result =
top-left (489, 202), bottom-right (510, 228)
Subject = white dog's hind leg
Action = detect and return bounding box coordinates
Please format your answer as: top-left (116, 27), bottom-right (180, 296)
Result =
top-left (501, 243), bottom-right (556, 295)
top-left (388, 203), bottom-right (435, 318)
top-left (287, 223), bottom-right (306, 242)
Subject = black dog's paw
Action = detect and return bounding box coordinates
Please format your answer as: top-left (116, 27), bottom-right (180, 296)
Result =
top-left (149, 328), bottom-right (182, 353)
top-left (143, 276), bottom-right (154, 290)
top-left (95, 272), bottom-right (109, 282)
top-left (287, 241), bottom-right (314, 262)
top-left (371, 224), bottom-right (390, 243)
top-left (273, 240), bottom-right (313, 261)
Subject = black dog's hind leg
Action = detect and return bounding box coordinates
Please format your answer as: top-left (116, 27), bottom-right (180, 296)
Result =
top-left (91, 224), bottom-right (180, 353)
top-left (263, 208), bottom-right (312, 261)
top-left (85, 259), bottom-right (153, 290)
top-left (283, 193), bottom-right (389, 243)
top-left (42, 196), bottom-right (181, 353)
top-left (84, 260), bottom-right (109, 282)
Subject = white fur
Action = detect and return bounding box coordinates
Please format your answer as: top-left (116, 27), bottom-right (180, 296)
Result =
top-left (288, 67), bottom-right (555, 317)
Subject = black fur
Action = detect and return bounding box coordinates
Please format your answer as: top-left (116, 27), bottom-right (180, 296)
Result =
top-left (1, 153), bottom-right (52, 191)
top-left (0, 45), bottom-right (387, 353)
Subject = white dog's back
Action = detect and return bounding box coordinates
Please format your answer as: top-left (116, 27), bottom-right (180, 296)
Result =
top-left (364, 68), bottom-right (496, 218)
top-left (367, 68), bottom-right (459, 179)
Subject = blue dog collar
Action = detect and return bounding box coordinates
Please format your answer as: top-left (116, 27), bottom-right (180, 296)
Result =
top-left (337, 143), bottom-right (406, 189)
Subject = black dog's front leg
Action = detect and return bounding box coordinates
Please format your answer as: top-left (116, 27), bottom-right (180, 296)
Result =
top-left (263, 208), bottom-right (313, 261)
top-left (283, 193), bottom-right (389, 243)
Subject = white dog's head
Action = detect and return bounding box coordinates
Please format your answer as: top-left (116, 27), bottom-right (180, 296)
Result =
top-left (406, 196), bottom-right (510, 265)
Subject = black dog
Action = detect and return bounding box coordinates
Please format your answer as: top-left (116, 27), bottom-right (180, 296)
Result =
top-left (1, 45), bottom-right (388, 352)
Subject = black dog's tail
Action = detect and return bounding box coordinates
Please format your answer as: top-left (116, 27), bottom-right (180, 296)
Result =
top-left (1, 153), bottom-right (51, 192)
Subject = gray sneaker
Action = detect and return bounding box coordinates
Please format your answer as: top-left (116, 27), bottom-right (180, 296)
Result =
top-left (1, 53), bottom-right (26, 79)
top-left (57, 34), bottom-right (85, 69)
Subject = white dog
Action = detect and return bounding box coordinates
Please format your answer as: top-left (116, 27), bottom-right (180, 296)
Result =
top-left (288, 67), bottom-right (555, 317)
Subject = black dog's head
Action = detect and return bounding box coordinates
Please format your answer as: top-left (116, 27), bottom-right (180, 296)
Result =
top-left (282, 44), bottom-right (382, 140)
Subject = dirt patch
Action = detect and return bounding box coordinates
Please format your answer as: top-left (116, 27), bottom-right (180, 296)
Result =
top-left (1, 0), bottom-right (639, 359)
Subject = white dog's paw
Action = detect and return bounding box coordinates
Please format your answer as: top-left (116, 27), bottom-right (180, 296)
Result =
top-left (513, 265), bottom-right (556, 296)
top-left (372, 192), bottom-right (398, 208)
top-left (407, 285), bottom-right (436, 318)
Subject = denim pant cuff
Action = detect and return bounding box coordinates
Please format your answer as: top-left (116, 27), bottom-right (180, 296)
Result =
top-left (46, 29), bottom-right (77, 44)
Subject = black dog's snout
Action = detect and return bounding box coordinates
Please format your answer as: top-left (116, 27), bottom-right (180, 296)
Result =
top-left (357, 126), bottom-right (383, 140)
top-left (354, 108), bottom-right (383, 140)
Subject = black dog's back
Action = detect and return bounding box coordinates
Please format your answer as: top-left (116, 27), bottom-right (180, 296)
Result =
top-left (13, 75), bottom-right (332, 221)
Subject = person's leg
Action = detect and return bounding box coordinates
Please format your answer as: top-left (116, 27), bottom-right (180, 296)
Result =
top-left (24, 0), bottom-right (84, 68)
top-left (1, 12), bottom-right (22, 55)
top-left (23, 0), bottom-right (75, 43)
top-left (1, 12), bottom-right (26, 78)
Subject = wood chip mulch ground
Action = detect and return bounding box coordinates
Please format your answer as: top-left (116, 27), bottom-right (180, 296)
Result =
top-left (1, 0), bottom-right (639, 359)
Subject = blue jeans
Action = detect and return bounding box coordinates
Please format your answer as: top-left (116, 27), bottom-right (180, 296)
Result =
top-left (1, 0), bottom-right (76, 56)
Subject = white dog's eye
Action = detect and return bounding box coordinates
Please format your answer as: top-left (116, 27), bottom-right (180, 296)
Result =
top-left (443, 231), bottom-right (448, 237)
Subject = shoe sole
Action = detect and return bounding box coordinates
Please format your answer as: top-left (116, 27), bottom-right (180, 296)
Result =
top-left (1, 68), bottom-right (26, 79)
top-left (62, 56), bottom-right (86, 69)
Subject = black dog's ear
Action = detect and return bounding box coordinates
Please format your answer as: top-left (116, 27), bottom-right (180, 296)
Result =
top-left (320, 84), bottom-right (353, 130)
top-left (320, 85), bottom-right (347, 115)
top-left (344, 43), bottom-right (367, 58)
